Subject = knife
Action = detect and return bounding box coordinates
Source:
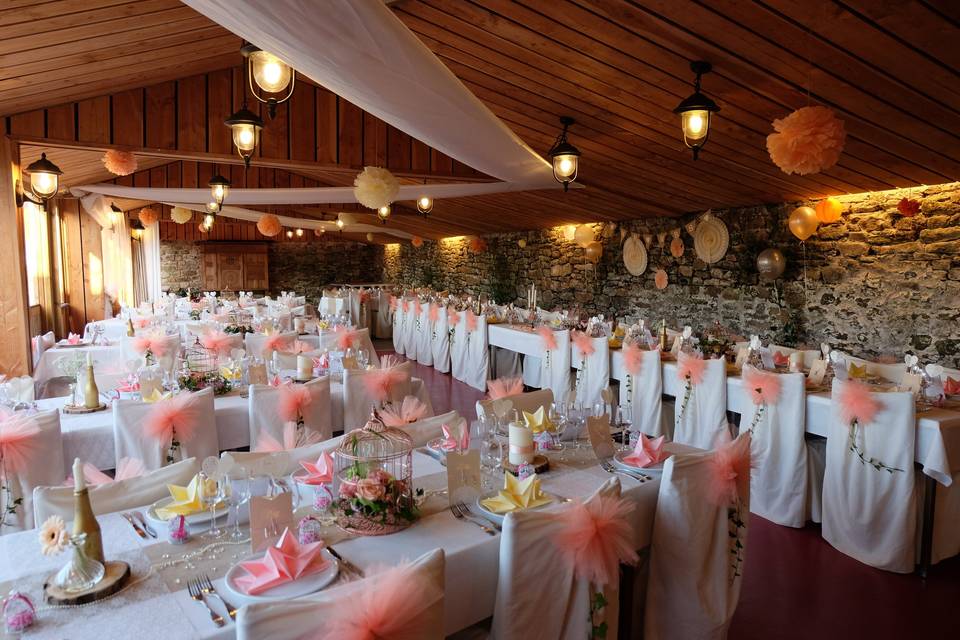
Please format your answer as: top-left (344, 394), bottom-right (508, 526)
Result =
top-left (121, 512), bottom-right (147, 539)
top-left (132, 511), bottom-right (157, 538)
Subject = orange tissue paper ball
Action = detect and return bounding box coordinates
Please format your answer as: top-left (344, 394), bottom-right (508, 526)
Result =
top-left (138, 207), bottom-right (159, 226)
top-left (411, 236), bottom-right (424, 248)
top-left (257, 214), bottom-right (282, 237)
top-left (102, 150), bottom-right (137, 176)
top-left (766, 106), bottom-right (846, 176)
top-left (815, 197), bottom-right (843, 223)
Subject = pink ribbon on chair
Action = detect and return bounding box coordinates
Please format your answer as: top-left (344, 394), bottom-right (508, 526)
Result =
top-left (676, 352), bottom-right (706, 385)
top-left (428, 304), bottom-right (440, 323)
top-left (537, 326), bottom-right (557, 351)
top-left (837, 380), bottom-right (882, 426)
top-left (447, 307), bottom-right (460, 326)
top-left (707, 431), bottom-right (752, 506)
top-left (362, 356), bottom-right (411, 403)
top-left (199, 330), bottom-right (234, 356)
top-left (486, 377), bottom-right (523, 400)
top-left (401, 300), bottom-right (409, 313)
top-left (143, 393), bottom-right (202, 446)
top-left (132, 333), bottom-right (168, 357)
top-left (380, 396), bottom-right (428, 426)
top-left (552, 494), bottom-right (639, 587)
top-left (0, 411), bottom-right (41, 476)
top-left (572, 331), bottom-right (595, 357)
top-left (261, 334), bottom-right (292, 357)
top-left (623, 343), bottom-right (644, 376)
top-left (278, 383), bottom-right (313, 423)
top-left (742, 366), bottom-right (781, 406)
top-left (413, 299), bottom-right (422, 316)
top-left (465, 311), bottom-right (478, 333)
top-left (335, 326), bottom-right (359, 351)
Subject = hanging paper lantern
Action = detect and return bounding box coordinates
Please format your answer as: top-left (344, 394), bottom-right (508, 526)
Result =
top-left (756, 248), bottom-right (786, 280)
top-left (102, 150), bottom-right (137, 176)
top-left (815, 197), bottom-right (843, 223)
top-left (654, 268), bottom-right (668, 290)
top-left (573, 225), bottom-right (594, 248)
top-left (411, 236), bottom-right (424, 248)
top-left (138, 207), bottom-right (159, 226)
top-left (353, 166), bottom-right (399, 210)
top-left (788, 206), bottom-right (819, 241)
top-left (584, 241), bottom-right (603, 263)
top-left (468, 236), bottom-right (486, 253)
top-left (366, 232), bottom-right (374, 241)
top-left (170, 207), bottom-right (193, 224)
top-left (766, 106), bottom-right (846, 175)
top-left (669, 236), bottom-right (685, 258)
top-left (518, 238), bottom-right (527, 248)
top-left (198, 222), bottom-right (209, 234)
top-left (897, 198), bottom-right (920, 217)
top-left (256, 213), bottom-right (282, 237)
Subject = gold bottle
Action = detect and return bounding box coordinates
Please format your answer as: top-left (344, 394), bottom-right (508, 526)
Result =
top-left (126, 317), bottom-right (135, 336)
top-left (73, 487), bottom-right (104, 564)
top-left (82, 363), bottom-right (100, 409)
top-left (659, 319), bottom-right (669, 351)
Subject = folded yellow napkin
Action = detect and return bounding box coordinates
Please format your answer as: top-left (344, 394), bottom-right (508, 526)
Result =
top-left (155, 475), bottom-right (216, 520)
top-left (523, 406), bottom-right (555, 434)
top-left (142, 389), bottom-right (172, 404)
top-left (219, 365), bottom-right (243, 382)
top-left (849, 363), bottom-right (867, 379)
top-left (480, 472), bottom-right (551, 514)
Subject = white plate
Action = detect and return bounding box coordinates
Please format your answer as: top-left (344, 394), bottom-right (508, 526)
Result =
top-left (223, 548), bottom-right (339, 605)
top-left (613, 451), bottom-right (667, 476)
top-left (56, 340), bottom-right (90, 348)
top-left (145, 496), bottom-right (230, 527)
top-left (475, 491), bottom-right (555, 524)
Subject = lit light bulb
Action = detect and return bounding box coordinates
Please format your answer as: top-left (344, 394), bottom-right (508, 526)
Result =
top-left (336, 218), bottom-right (345, 229)
top-left (558, 157), bottom-right (573, 175)
top-left (203, 213), bottom-right (215, 228)
top-left (377, 205), bottom-right (391, 223)
top-left (251, 51), bottom-right (292, 94)
top-left (295, 228), bottom-right (303, 237)
top-left (417, 195), bottom-right (433, 215)
top-left (31, 172), bottom-right (56, 197)
top-left (687, 113), bottom-right (704, 135)
top-left (263, 62), bottom-right (282, 87)
top-left (681, 109), bottom-right (710, 143)
top-left (286, 229), bottom-right (293, 238)
top-left (237, 126), bottom-right (255, 147)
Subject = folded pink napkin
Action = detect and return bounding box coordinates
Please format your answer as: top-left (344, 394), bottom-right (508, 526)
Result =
top-left (440, 422), bottom-right (469, 452)
top-left (623, 435), bottom-right (669, 468)
top-left (944, 377), bottom-right (960, 396)
top-left (773, 351), bottom-right (789, 367)
top-left (234, 528), bottom-right (329, 595)
top-left (298, 451), bottom-right (335, 485)
top-left (67, 333), bottom-right (81, 345)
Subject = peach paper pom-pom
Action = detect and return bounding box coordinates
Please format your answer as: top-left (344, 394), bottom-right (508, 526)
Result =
top-left (138, 207), bottom-right (159, 226)
top-left (766, 106), bottom-right (846, 176)
top-left (654, 268), bottom-right (668, 290)
top-left (257, 214), bottom-right (282, 237)
top-left (102, 150), bottom-right (137, 176)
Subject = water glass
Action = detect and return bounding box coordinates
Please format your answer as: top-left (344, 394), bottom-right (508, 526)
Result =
top-left (198, 471), bottom-right (227, 539)
top-left (618, 404), bottom-right (634, 452)
top-left (227, 466), bottom-right (251, 541)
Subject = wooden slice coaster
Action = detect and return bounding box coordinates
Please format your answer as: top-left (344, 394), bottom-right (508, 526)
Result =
top-left (502, 454), bottom-right (549, 474)
top-left (44, 560), bottom-right (130, 605)
top-left (62, 403), bottom-right (107, 414)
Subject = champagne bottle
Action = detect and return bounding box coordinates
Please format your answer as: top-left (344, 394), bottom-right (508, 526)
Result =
top-left (659, 319), bottom-right (669, 351)
top-left (126, 317), bottom-right (135, 336)
top-left (82, 362), bottom-right (100, 409)
top-left (72, 459), bottom-right (104, 564)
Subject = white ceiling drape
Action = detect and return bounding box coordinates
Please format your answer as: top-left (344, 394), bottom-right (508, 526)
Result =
top-left (78, 194), bottom-right (135, 310)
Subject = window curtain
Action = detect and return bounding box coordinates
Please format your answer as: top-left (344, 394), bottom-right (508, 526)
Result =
top-left (131, 238), bottom-right (147, 307)
top-left (78, 194), bottom-right (134, 313)
top-left (141, 219), bottom-right (162, 302)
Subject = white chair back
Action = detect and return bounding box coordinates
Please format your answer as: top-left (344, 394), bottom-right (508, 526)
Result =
top-left (476, 389), bottom-right (554, 423)
top-left (244, 331), bottom-right (299, 359)
top-left (821, 380), bottom-right (917, 572)
top-left (397, 410), bottom-right (459, 448)
top-left (32, 331), bottom-right (55, 367)
top-left (112, 387), bottom-right (218, 471)
top-left (673, 358), bottom-right (728, 450)
top-left (461, 313), bottom-right (490, 392)
top-left (449, 310), bottom-right (468, 382)
top-left (619, 349), bottom-right (665, 438)
top-left (574, 335), bottom-right (610, 408)
top-left (33, 458), bottom-right (199, 524)
top-left (742, 368), bottom-right (808, 527)
top-left (403, 301), bottom-right (419, 362)
top-left (417, 303), bottom-right (434, 367)
top-left (644, 436), bottom-right (751, 640)
top-left (317, 327), bottom-right (380, 368)
top-left (374, 289), bottom-right (393, 340)
top-left (431, 304), bottom-right (450, 374)
top-left (540, 329), bottom-right (572, 405)
top-left (248, 378), bottom-right (332, 450)
top-left (2, 409), bottom-right (63, 532)
top-left (342, 361), bottom-right (415, 430)
top-left (120, 333), bottom-right (181, 376)
top-left (223, 436), bottom-right (343, 477)
top-left (391, 297), bottom-right (406, 355)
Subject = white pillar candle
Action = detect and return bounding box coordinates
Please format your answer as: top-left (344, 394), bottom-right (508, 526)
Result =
top-left (508, 422), bottom-right (534, 466)
top-left (297, 355), bottom-right (313, 380)
top-left (73, 457), bottom-right (85, 492)
top-left (789, 351), bottom-right (802, 372)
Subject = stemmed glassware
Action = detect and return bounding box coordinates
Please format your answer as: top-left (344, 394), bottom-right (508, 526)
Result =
top-left (198, 466), bottom-right (227, 540)
top-left (478, 417), bottom-right (503, 489)
top-left (227, 465), bottom-right (251, 541)
top-left (548, 402), bottom-right (567, 462)
top-left (357, 348), bottom-right (370, 369)
top-left (617, 404), bottom-right (634, 452)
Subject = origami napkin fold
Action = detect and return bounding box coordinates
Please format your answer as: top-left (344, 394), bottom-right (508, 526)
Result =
top-left (141, 388), bottom-right (172, 404)
top-left (67, 333), bottom-right (81, 345)
top-left (849, 362), bottom-right (868, 379)
top-left (155, 474), bottom-right (215, 519)
top-left (945, 377), bottom-right (960, 396)
top-left (523, 406), bottom-right (555, 434)
top-left (480, 472), bottom-right (551, 514)
top-left (773, 351), bottom-right (790, 367)
top-left (623, 435), bottom-right (669, 468)
top-left (234, 528), bottom-right (329, 595)
top-left (298, 451), bottom-right (335, 485)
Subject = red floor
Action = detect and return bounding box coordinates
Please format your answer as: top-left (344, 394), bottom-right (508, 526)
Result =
top-left (388, 351), bottom-right (960, 638)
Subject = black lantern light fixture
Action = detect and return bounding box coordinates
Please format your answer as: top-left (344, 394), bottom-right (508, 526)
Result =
top-left (377, 205), bottom-right (391, 224)
top-left (416, 180), bottom-right (433, 215)
top-left (20, 152), bottom-right (63, 207)
top-left (673, 61), bottom-right (720, 160)
top-left (209, 174), bottom-right (230, 212)
top-left (224, 104), bottom-right (264, 167)
top-left (242, 44), bottom-right (295, 119)
top-left (548, 116), bottom-right (581, 191)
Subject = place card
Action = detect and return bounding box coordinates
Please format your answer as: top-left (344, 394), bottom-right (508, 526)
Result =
top-left (586, 416), bottom-right (616, 460)
top-left (734, 347), bottom-right (749, 370)
top-left (808, 359), bottom-right (828, 386)
top-left (900, 372), bottom-right (922, 395)
top-left (760, 348), bottom-right (775, 370)
top-left (249, 492), bottom-right (294, 552)
top-left (670, 335), bottom-right (681, 355)
top-left (446, 450), bottom-right (481, 505)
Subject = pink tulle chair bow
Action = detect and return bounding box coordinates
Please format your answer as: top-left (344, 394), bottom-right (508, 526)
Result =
top-left (380, 396), bottom-right (428, 426)
top-left (413, 299), bottom-right (422, 316)
top-left (362, 356), bottom-right (410, 403)
top-left (465, 311), bottom-right (478, 333)
top-left (261, 334), bottom-right (292, 357)
top-left (278, 383), bottom-right (313, 423)
top-left (552, 495), bottom-right (639, 587)
top-left (837, 380), bottom-right (882, 426)
top-left (707, 431), bottom-right (752, 506)
top-left (0, 412), bottom-right (41, 476)
top-left (65, 457), bottom-right (145, 486)
top-left (676, 352), bottom-right (706, 385)
top-left (572, 331), bottom-right (595, 357)
top-left (447, 307), bottom-right (460, 326)
top-left (143, 393), bottom-right (202, 446)
top-left (742, 367), bottom-right (782, 406)
top-left (401, 300), bottom-right (409, 313)
top-left (428, 304), bottom-right (440, 323)
top-left (134, 317), bottom-right (151, 329)
top-left (537, 326), bottom-right (557, 351)
top-left (623, 343), bottom-right (644, 376)
top-left (131, 333), bottom-right (168, 357)
top-left (255, 422), bottom-right (322, 452)
top-left (200, 330), bottom-right (234, 356)
top-left (335, 327), bottom-right (358, 351)
top-left (486, 377), bottom-right (523, 400)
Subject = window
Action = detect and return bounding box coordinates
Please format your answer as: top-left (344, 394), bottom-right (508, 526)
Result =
top-left (22, 201), bottom-right (49, 307)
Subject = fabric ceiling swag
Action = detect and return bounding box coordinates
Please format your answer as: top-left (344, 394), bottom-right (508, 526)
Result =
top-left (181, 0), bottom-right (556, 186)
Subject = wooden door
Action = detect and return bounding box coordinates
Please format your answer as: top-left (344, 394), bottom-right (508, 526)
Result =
top-left (218, 253), bottom-right (244, 290)
top-left (244, 253), bottom-right (268, 290)
top-left (202, 253), bottom-right (219, 290)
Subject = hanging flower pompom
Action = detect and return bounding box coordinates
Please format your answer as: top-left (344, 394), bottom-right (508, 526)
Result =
top-left (468, 236), bottom-right (487, 253)
top-left (170, 207), bottom-right (193, 224)
top-left (766, 106), bottom-right (846, 175)
top-left (257, 214), bottom-right (282, 237)
top-left (897, 198), bottom-right (920, 217)
top-left (669, 236), bottom-right (684, 258)
top-left (102, 150), bottom-right (137, 176)
top-left (654, 268), bottom-right (668, 290)
top-left (353, 166), bottom-right (399, 210)
top-left (138, 207), bottom-right (159, 226)
top-left (411, 236), bottom-right (424, 248)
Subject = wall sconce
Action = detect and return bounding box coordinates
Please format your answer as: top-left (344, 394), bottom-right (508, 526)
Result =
top-left (242, 44), bottom-right (295, 119)
top-left (130, 220), bottom-right (144, 240)
top-left (295, 227), bottom-right (304, 237)
top-left (673, 61), bottom-right (720, 160)
top-left (18, 152), bottom-right (63, 208)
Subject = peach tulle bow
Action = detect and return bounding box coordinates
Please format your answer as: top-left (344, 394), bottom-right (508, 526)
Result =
top-left (143, 392), bottom-right (202, 446)
top-left (131, 333), bottom-right (168, 357)
top-left (134, 317), bottom-right (152, 329)
top-left (255, 422), bottom-right (322, 453)
top-left (362, 356), bottom-right (410, 402)
top-left (335, 327), bottom-right (359, 351)
top-left (261, 334), bottom-right (292, 357)
top-left (447, 307), bottom-right (460, 326)
top-left (278, 383), bottom-right (313, 422)
top-left (0, 411), bottom-right (41, 475)
top-left (623, 343), bottom-right (644, 376)
top-left (676, 352), bottom-right (707, 385)
top-left (65, 458), bottom-right (145, 486)
top-left (413, 299), bottom-right (422, 316)
top-left (742, 367), bottom-right (781, 406)
top-left (465, 311), bottom-right (478, 333)
top-left (838, 380), bottom-right (882, 426)
top-left (200, 330), bottom-right (234, 356)
top-left (428, 304), bottom-right (440, 323)
top-left (401, 300), bottom-right (409, 313)
top-left (486, 377), bottom-right (524, 400)
top-left (707, 431), bottom-right (752, 506)
top-left (552, 495), bottom-right (639, 587)
top-left (380, 396), bottom-right (428, 426)
top-left (313, 561), bottom-right (443, 640)
top-left (572, 331), bottom-right (595, 357)
top-left (537, 326), bottom-right (557, 351)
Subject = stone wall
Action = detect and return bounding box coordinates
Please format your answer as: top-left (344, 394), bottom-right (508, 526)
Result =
top-left (159, 241), bottom-right (203, 292)
top-left (383, 182), bottom-right (960, 367)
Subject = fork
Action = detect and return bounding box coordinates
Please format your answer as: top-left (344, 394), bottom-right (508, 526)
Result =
top-left (456, 501), bottom-right (501, 532)
top-left (188, 579), bottom-right (225, 627)
top-left (450, 503), bottom-right (496, 536)
top-left (599, 458), bottom-right (649, 483)
top-left (199, 574), bottom-right (236, 621)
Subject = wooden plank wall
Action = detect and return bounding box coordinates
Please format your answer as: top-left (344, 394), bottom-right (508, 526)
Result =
top-left (6, 66), bottom-right (479, 179)
top-left (58, 198), bottom-right (105, 332)
top-left (0, 138), bottom-right (31, 375)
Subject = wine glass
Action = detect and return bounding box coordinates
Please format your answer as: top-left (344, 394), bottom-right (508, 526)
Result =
top-left (357, 348), bottom-right (370, 370)
top-left (548, 402), bottom-right (567, 461)
top-left (618, 404), bottom-right (634, 452)
top-left (227, 465), bottom-right (251, 541)
top-left (198, 467), bottom-right (227, 539)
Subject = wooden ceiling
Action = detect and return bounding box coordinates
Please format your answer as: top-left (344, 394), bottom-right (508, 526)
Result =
top-left (3, 0), bottom-right (958, 237)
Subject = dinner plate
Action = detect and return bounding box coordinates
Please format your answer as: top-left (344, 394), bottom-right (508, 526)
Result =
top-left (56, 340), bottom-right (90, 348)
top-left (145, 496), bottom-right (229, 526)
top-left (613, 451), bottom-right (668, 476)
top-left (475, 491), bottom-right (555, 524)
top-left (223, 548), bottom-right (339, 605)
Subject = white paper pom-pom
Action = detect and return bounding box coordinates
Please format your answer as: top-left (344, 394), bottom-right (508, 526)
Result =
top-left (170, 207), bottom-right (193, 224)
top-left (353, 166), bottom-right (400, 210)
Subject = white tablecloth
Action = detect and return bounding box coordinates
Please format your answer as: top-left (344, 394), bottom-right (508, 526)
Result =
top-left (33, 344), bottom-right (129, 389)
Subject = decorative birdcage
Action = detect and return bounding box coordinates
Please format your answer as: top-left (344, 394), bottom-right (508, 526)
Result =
top-left (332, 412), bottom-right (417, 536)
top-left (184, 337), bottom-right (217, 375)
top-left (177, 337), bottom-right (232, 395)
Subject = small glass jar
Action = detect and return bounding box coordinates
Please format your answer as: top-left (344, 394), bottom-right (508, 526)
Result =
top-left (168, 515), bottom-right (190, 545)
top-left (2, 591), bottom-right (35, 635)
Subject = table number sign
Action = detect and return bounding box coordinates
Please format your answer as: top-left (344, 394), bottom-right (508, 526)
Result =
top-left (249, 492), bottom-right (293, 552)
top-left (447, 450), bottom-right (481, 505)
top-left (586, 416), bottom-right (616, 460)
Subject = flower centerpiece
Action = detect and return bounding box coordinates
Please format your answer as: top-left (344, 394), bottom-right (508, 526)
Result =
top-left (697, 321), bottom-right (735, 361)
top-left (331, 413), bottom-right (418, 535)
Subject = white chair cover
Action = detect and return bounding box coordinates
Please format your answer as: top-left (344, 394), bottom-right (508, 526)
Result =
top-left (673, 358), bottom-right (727, 450)
top-left (272, 349), bottom-right (321, 372)
top-left (450, 311), bottom-right (468, 383)
top-left (431, 304), bottom-right (451, 374)
top-left (237, 548), bottom-right (445, 640)
top-left (32, 331), bottom-right (55, 367)
top-left (644, 436), bottom-right (751, 640)
top-left (462, 314), bottom-right (490, 392)
top-left (112, 387), bottom-right (218, 471)
top-left (398, 410), bottom-right (460, 447)
top-left (574, 335), bottom-right (610, 408)
top-left (491, 478), bottom-right (624, 640)
top-left (374, 289), bottom-right (393, 340)
top-left (392, 298), bottom-right (406, 355)
top-left (223, 437), bottom-right (343, 477)
top-left (741, 369), bottom-right (808, 528)
top-left (476, 389), bottom-right (554, 423)
top-left (822, 381), bottom-right (918, 572)
top-left (244, 331), bottom-right (299, 359)
top-left (403, 302), bottom-right (419, 362)
top-left (348, 289), bottom-right (363, 328)
top-left (534, 329), bottom-right (572, 408)
top-left (317, 328), bottom-right (380, 368)
top-left (120, 333), bottom-right (182, 376)
top-left (3, 409), bottom-right (63, 532)
top-left (521, 356), bottom-right (542, 388)
top-left (417, 303), bottom-right (434, 367)
top-left (33, 457), bottom-right (200, 524)
top-left (623, 349), bottom-right (665, 438)
top-left (341, 361), bottom-right (416, 430)
top-left (248, 378), bottom-right (332, 450)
